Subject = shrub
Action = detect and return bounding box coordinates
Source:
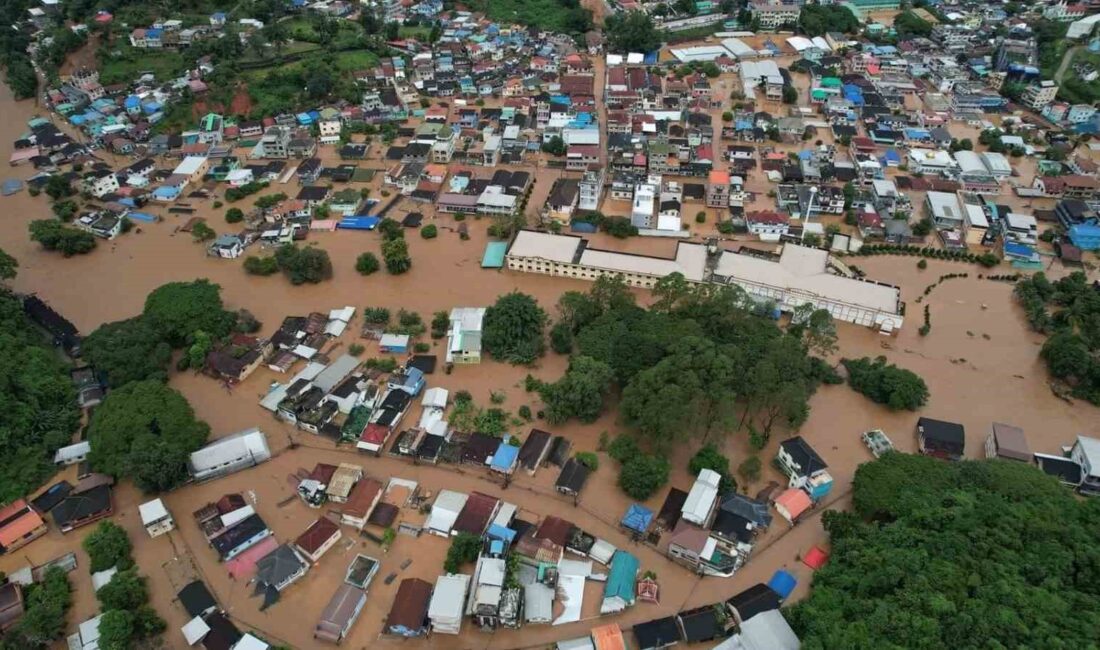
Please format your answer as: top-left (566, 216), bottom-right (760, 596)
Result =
top-left (414, 341), bottom-right (430, 353)
top-left (243, 255), bottom-right (279, 276)
top-left (917, 259), bottom-right (928, 270)
top-left (518, 405), bottom-right (532, 421)
top-left (421, 224), bottom-right (438, 239)
top-left (355, 252), bottom-right (380, 275)
top-left (608, 435), bottom-right (640, 463)
top-left (575, 451), bottom-right (599, 471)
top-left (618, 454), bottom-right (669, 500)
top-left (841, 356), bottom-right (930, 411)
top-left (225, 208), bottom-right (244, 223)
top-left (738, 456), bottom-right (762, 483)
top-left (362, 307), bottom-right (390, 324)
top-left (348, 343), bottom-right (365, 356)
top-left (695, 211), bottom-right (706, 224)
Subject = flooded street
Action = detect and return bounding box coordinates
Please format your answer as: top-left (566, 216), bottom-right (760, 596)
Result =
top-left (1, 72), bottom-right (1099, 649)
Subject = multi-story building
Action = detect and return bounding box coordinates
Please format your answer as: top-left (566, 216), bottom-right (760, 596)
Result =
top-left (578, 168), bottom-right (604, 212)
top-left (706, 170), bottom-right (730, 208)
top-left (1043, 1), bottom-right (1087, 21)
top-left (751, 3), bottom-right (800, 30)
top-left (1022, 81), bottom-right (1059, 110)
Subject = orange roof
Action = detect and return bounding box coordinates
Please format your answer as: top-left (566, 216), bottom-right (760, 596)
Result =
top-left (591, 623), bottom-right (626, 650)
top-left (774, 488), bottom-right (812, 520)
top-left (709, 170), bottom-right (730, 185)
top-left (423, 163), bottom-right (448, 178)
top-left (0, 500), bottom-right (45, 548)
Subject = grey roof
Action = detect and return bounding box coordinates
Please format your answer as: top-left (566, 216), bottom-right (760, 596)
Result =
top-left (719, 493), bottom-right (772, 528)
top-left (254, 544), bottom-right (306, 588)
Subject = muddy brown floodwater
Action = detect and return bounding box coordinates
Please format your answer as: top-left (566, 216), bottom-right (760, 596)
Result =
top-left (1, 77), bottom-right (1099, 650)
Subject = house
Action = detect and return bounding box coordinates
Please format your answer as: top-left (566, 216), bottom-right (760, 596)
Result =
top-left (178, 581), bottom-right (218, 618)
top-left (727, 583), bottom-right (781, 625)
top-left (775, 436), bottom-right (833, 501)
top-left (600, 550), bottom-right (639, 614)
top-left (82, 169), bottom-right (119, 197)
top-left (52, 483), bottom-right (113, 533)
top-left (1070, 435), bottom-right (1100, 495)
top-left (984, 423), bottom-right (1031, 462)
top-left (388, 367), bottom-right (425, 396)
top-left (489, 442), bottom-right (519, 476)
top-left (189, 428), bottom-right (271, 481)
top-left (666, 521), bottom-right (737, 577)
top-left (340, 478), bottom-right (382, 530)
top-left (447, 307), bottom-right (486, 364)
top-left (379, 333), bottom-right (410, 354)
top-left (682, 469), bottom-right (721, 527)
top-left (212, 514), bottom-right (272, 561)
top-left (315, 584), bottom-right (367, 644)
top-left (555, 458), bottom-right (590, 498)
top-left (452, 492), bottom-right (500, 536)
top-left (727, 609), bottom-right (801, 650)
top-left (517, 428), bottom-right (553, 475)
top-left (254, 544), bottom-right (309, 594)
top-left (917, 417), bottom-right (966, 461)
top-left (53, 440), bottom-right (90, 466)
top-left (210, 234), bottom-right (244, 259)
top-left (428, 573), bottom-right (471, 634)
top-left (1033, 453), bottom-right (1084, 487)
top-left (295, 517), bottom-right (342, 563)
top-left (747, 210), bottom-right (790, 240)
top-left (138, 498), bottom-right (175, 537)
top-left (592, 623), bottom-right (628, 650)
top-left (633, 616), bottom-right (683, 650)
top-left (0, 499), bottom-right (47, 553)
top-left (0, 583), bottom-right (24, 633)
top-left (68, 614), bottom-right (104, 650)
top-left (425, 490), bottom-right (468, 537)
top-left (385, 578), bottom-right (433, 637)
top-left (774, 486), bottom-right (812, 523)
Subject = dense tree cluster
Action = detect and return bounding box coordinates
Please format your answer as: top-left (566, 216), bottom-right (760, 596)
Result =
top-left (482, 292), bottom-right (548, 365)
top-left (0, 289), bottom-right (81, 502)
top-left (892, 10), bottom-right (933, 39)
top-left (841, 356), bottom-right (929, 411)
top-left (608, 434), bottom-right (670, 501)
top-left (272, 243), bottom-right (333, 284)
top-left (789, 453), bottom-right (1100, 648)
top-left (1017, 271), bottom-right (1100, 403)
top-left (798, 4), bottom-right (860, 37)
top-left (28, 220), bottom-right (97, 256)
top-left (83, 317), bottom-right (173, 388)
top-left (143, 280), bottom-right (236, 347)
top-left (87, 380), bottom-right (210, 492)
top-left (605, 11), bottom-right (663, 53)
top-left (0, 567), bottom-right (72, 649)
top-left (81, 521), bottom-right (166, 648)
top-left (355, 251), bottom-right (380, 275)
top-left (444, 532), bottom-right (483, 573)
top-left (539, 356), bottom-right (614, 424)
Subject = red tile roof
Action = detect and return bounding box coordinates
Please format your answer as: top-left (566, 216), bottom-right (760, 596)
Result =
top-left (295, 517), bottom-right (340, 555)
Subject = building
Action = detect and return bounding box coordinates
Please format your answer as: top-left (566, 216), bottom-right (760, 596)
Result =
top-left (681, 469), bottom-right (721, 527)
top-left (0, 499), bottom-right (47, 553)
top-left (138, 498), bottom-right (175, 538)
top-left (254, 544), bottom-right (309, 593)
top-left (341, 478), bottom-right (382, 530)
top-left (917, 417), bottom-right (965, 461)
top-left (53, 440), bottom-right (90, 466)
top-left (385, 578), bottom-right (433, 637)
top-left (53, 483), bottom-right (113, 533)
top-left (428, 574), bottom-right (471, 634)
top-left (707, 170), bottom-right (730, 208)
top-left (1022, 81), bottom-right (1059, 110)
top-left (1070, 435), bottom-right (1100, 495)
top-left (189, 428), bottom-right (271, 481)
top-left (295, 517), bottom-right (342, 563)
top-left (925, 191), bottom-right (965, 230)
top-left (172, 155), bottom-right (210, 187)
top-left (579, 168), bottom-right (604, 212)
top-left (984, 423), bottom-right (1031, 462)
top-left (601, 550), bottom-right (639, 614)
top-left (0, 583), bottom-right (24, 633)
top-left (505, 231), bottom-right (904, 330)
top-left (751, 3), bottom-right (800, 30)
top-left (730, 609), bottom-right (801, 650)
top-left (446, 307), bottom-right (485, 364)
top-left (775, 436), bottom-right (833, 501)
top-left (555, 458), bottom-right (590, 498)
top-left (314, 584), bottom-right (367, 644)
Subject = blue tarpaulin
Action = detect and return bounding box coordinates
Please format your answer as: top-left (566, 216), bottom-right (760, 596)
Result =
top-left (128, 212), bottom-right (157, 222)
top-left (1, 179), bottom-right (24, 196)
top-left (487, 524), bottom-right (516, 543)
top-left (338, 216), bottom-right (381, 230)
top-left (768, 569), bottom-right (797, 599)
top-left (621, 504), bottom-right (654, 534)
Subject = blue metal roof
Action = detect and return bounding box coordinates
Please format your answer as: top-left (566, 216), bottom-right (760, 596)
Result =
top-left (490, 442), bottom-right (519, 471)
top-left (768, 569), bottom-right (797, 599)
top-left (621, 504), bottom-right (653, 533)
top-left (487, 524), bottom-right (516, 543)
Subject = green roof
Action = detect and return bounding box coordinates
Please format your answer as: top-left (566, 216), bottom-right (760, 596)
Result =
top-left (482, 241), bottom-right (508, 268)
top-left (821, 77), bottom-right (842, 88)
top-left (603, 551), bottom-right (639, 603)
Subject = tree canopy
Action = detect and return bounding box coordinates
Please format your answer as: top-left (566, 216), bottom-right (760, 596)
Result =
top-left (0, 290), bottom-right (81, 502)
top-left (82, 521), bottom-right (134, 573)
top-left (893, 10), bottom-right (933, 39)
top-left (789, 453), bottom-right (1100, 648)
top-left (273, 243), bottom-right (333, 284)
top-left (798, 4), bottom-right (860, 37)
top-left (605, 10), bottom-right (663, 53)
top-left (0, 567), bottom-right (72, 649)
top-left (0, 247), bottom-right (17, 280)
top-left (1016, 272), bottom-right (1100, 403)
top-left (482, 292), bottom-right (547, 365)
top-left (83, 317), bottom-right (173, 388)
top-left (142, 280), bottom-right (235, 347)
top-left (28, 220), bottom-right (96, 256)
top-left (87, 380), bottom-right (211, 492)
top-left (841, 356), bottom-right (929, 411)
top-left (539, 355), bottom-right (614, 424)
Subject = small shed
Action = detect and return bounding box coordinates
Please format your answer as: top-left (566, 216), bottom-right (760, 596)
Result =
top-left (379, 333), bottom-right (410, 354)
top-left (138, 498), bottom-right (175, 538)
top-left (767, 569), bottom-right (797, 600)
top-left (517, 428), bottom-right (553, 475)
top-left (773, 488), bottom-right (811, 524)
top-left (490, 442), bottom-right (520, 475)
top-left (620, 504), bottom-right (653, 536)
top-left (985, 422), bottom-right (1030, 462)
top-left (917, 417), bottom-right (965, 460)
top-left (555, 458), bottom-right (590, 497)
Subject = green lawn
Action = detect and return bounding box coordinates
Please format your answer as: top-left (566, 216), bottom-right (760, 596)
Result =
top-left (98, 44), bottom-right (187, 85)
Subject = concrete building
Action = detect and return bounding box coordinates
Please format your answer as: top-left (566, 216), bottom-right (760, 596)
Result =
top-left (578, 168), bottom-right (604, 212)
top-left (505, 230), bottom-right (904, 330)
top-left (138, 498), bottom-right (175, 538)
top-left (751, 3), bottom-right (800, 30)
top-left (1022, 81), bottom-right (1059, 110)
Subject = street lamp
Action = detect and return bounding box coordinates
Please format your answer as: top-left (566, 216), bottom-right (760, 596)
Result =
top-left (801, 185), bottom-right (818, 244)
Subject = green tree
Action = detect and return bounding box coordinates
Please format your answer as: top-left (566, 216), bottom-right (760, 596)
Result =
top-left (688, 443), bottom-right (729, 477)
top-left (431, 310), bottom-right (450, 339)
top-left (0, 248), bottom-right (16, 280)
top-left (191, 221), bottom-right (216, 242)
top-left (782, 85), bottom-right (798, 104)
top-left (549, 321), bottom-right (573, 354)
top-left (605, 10), bottom-right (662, 53)
top-left (893, 9), bottom-right (933, 38)
top-left (28, 220), bottom-right (96, 256)
top-left (6, 567), bottom-right (72, 647)
top-left (273, 243), bottom-right (333, 284)
top-left (96, 609), bottom-right (135, 650)
top-left (143, 280), bottom-right (235, 347)
top-left (574, 451), bottom-right (599, 471)
top-left (96, 569), bottom-right (148, 611)
top-left (82, 522), bottom-right (133, 572)
top-left (737, 456), bottom-right (762, 482)
top-left (44, 175), bottom-right (73, 200)
top-left (187, 330), bottom-right (213, 369)
top-left (539, 356), bottom-right (614, 423)
top-left (244, 255), bottom-right (279, 275)
top-left (443, 532), bottom-right (482, 573)
top-left (83, 317), bottom-right (172, 388)
top-left (377, 217), bottom-right (404, 241)
top-left (841, 356), bottom-right (929, 410)
top-left (421, 224), bottom-right (438, 239)
top-left (382, 238), bottom-right (412, 274)
top-left (482, 292), bottom-right (547, 364)
top-left (541, 135), bottom-right (566, 156)
top-left (87, 380), bottom-right (211, 492)
top-left (355, 252), bottom-right (380, 275)
top-left (618, 453), bottom-right (669, 500)
top-left (225, 207), bottom-right (244, 223)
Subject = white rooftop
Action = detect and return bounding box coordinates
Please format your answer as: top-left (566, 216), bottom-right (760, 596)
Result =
top-left (138, 498), bottom-right (169, 525)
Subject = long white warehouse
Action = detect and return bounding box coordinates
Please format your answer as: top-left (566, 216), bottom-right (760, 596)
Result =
top-left (505, 230), bottom-right (904, 331)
